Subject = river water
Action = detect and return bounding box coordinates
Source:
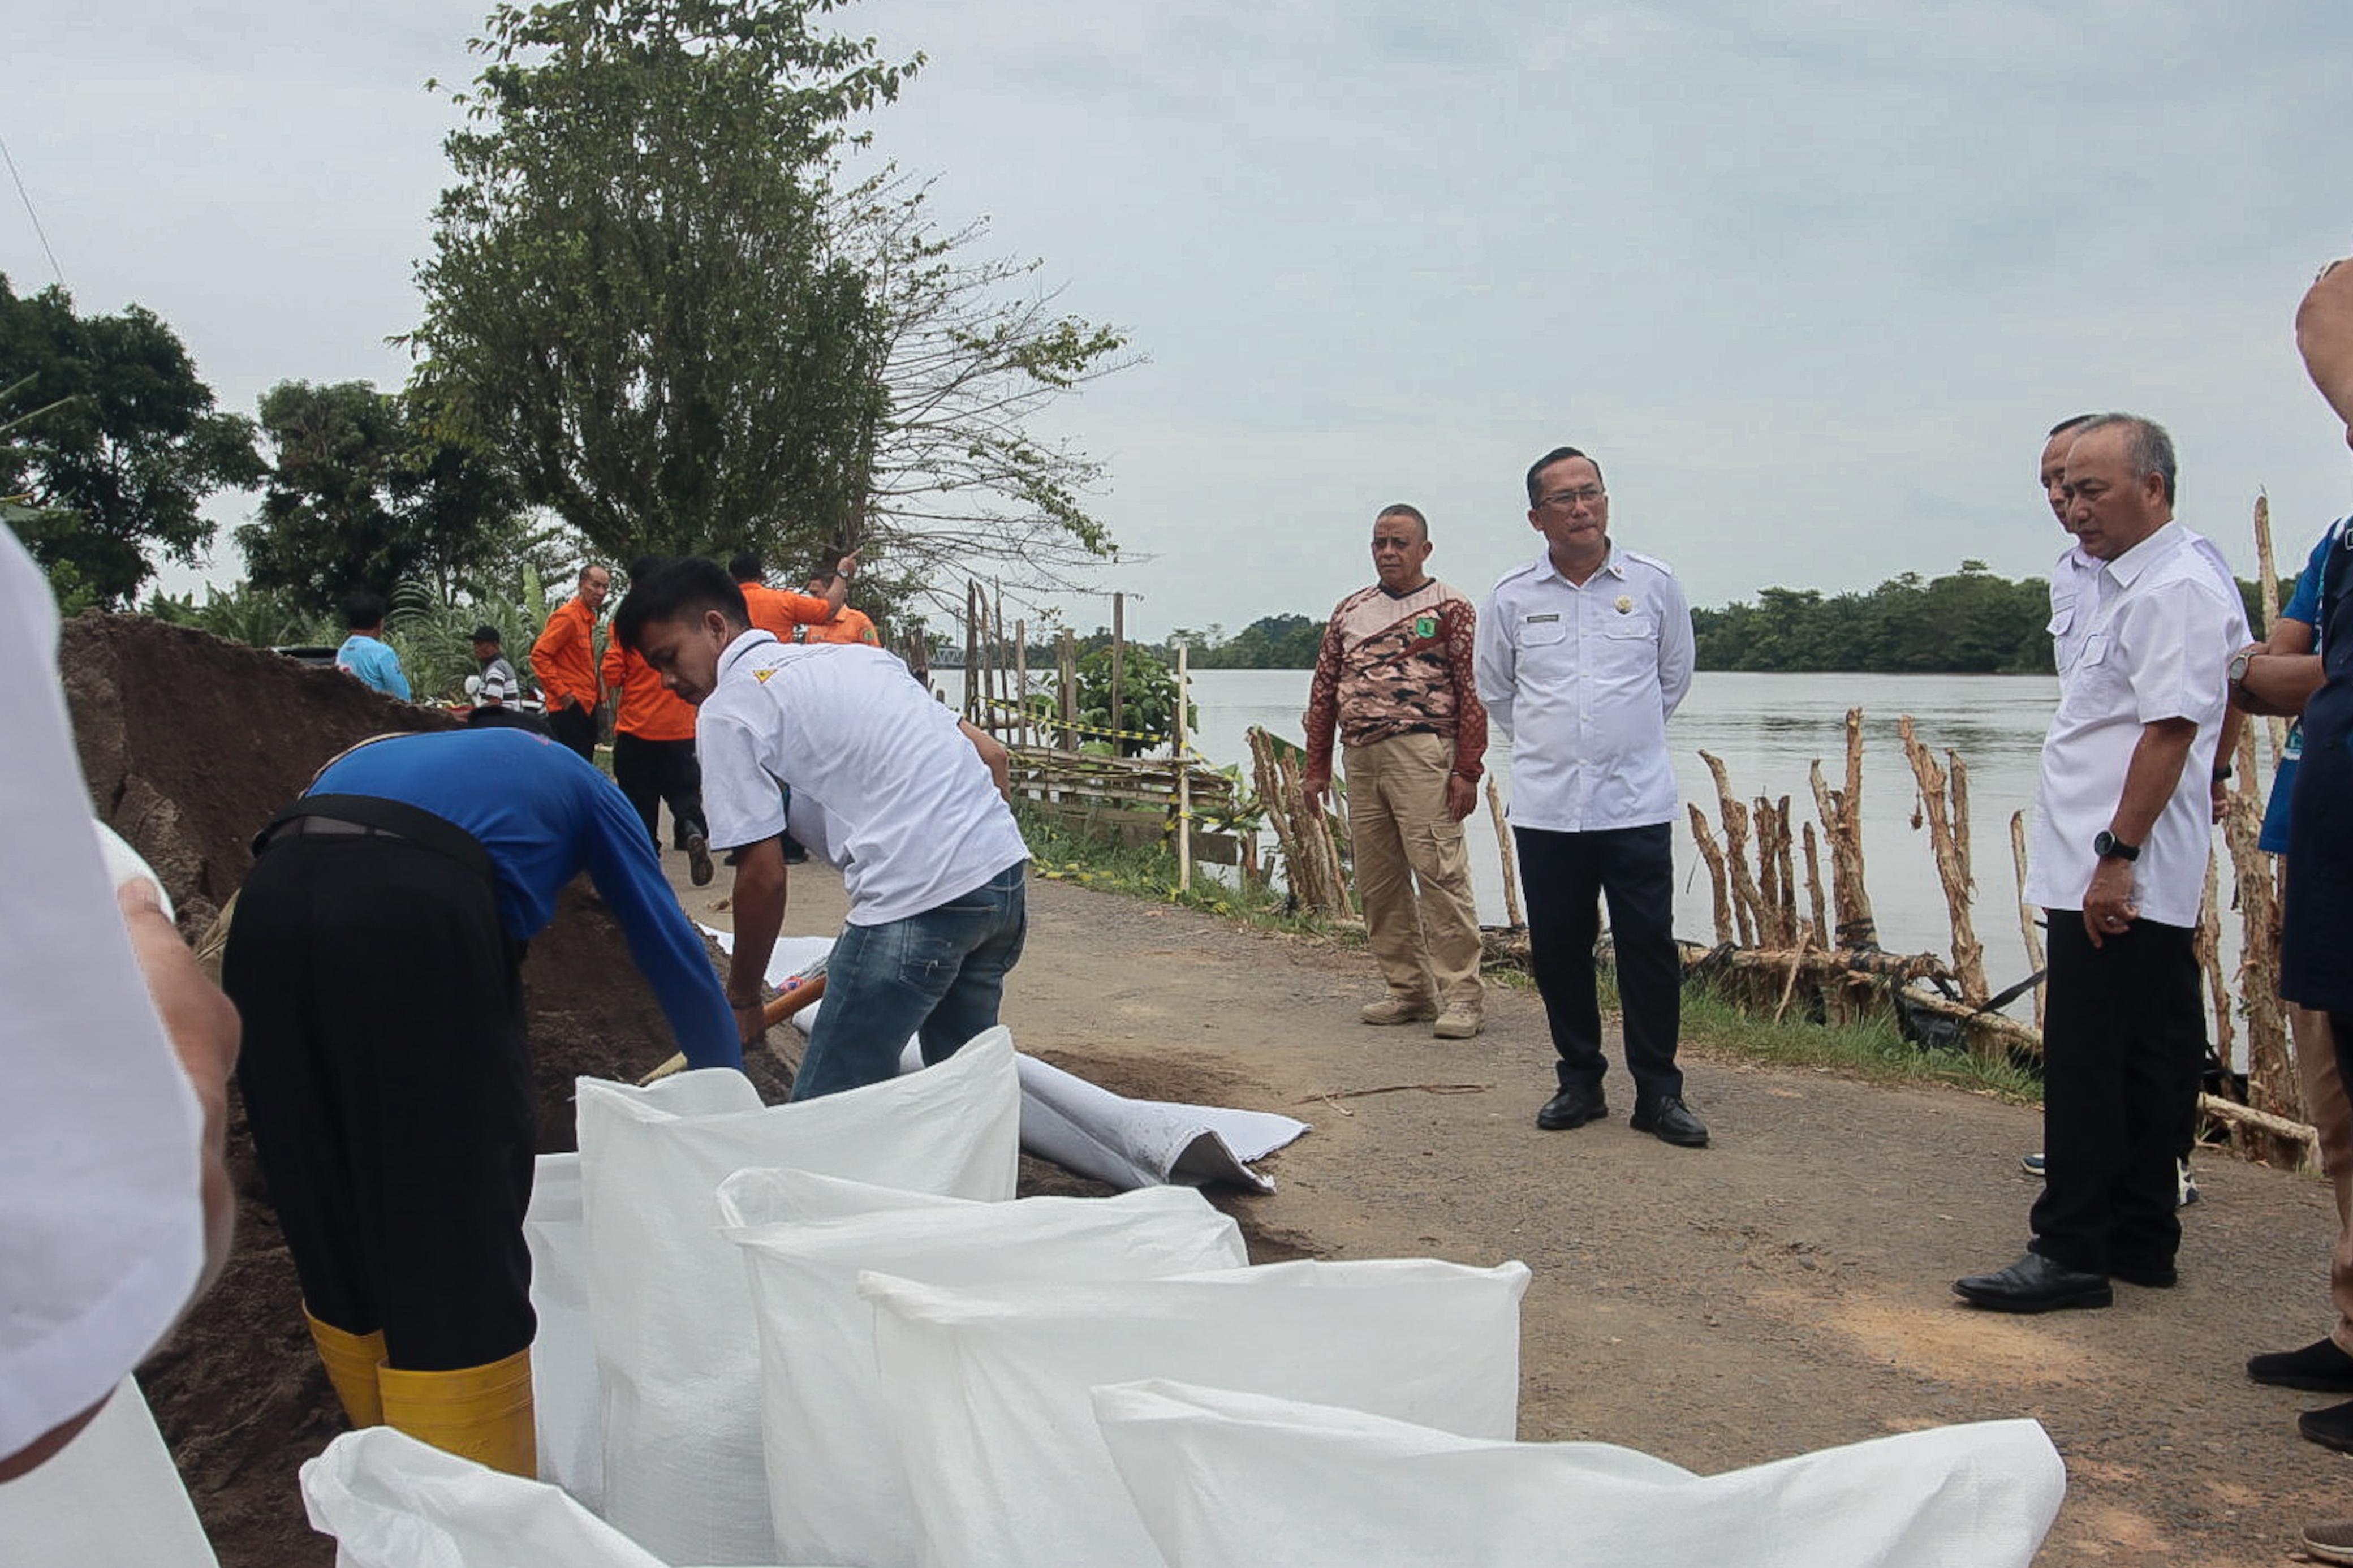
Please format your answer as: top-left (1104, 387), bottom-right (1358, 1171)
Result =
top-left (942, 667), bottom-right (2251, 1024)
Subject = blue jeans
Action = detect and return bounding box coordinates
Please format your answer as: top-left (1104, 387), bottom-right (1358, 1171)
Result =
top-left (791, 861), bottom-right (1029, 1100)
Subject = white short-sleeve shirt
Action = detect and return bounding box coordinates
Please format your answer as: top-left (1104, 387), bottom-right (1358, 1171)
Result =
top-left (696, 634), bottom-right (1029, 925)
top-left (1, 527), bottom-right (205, 1461)
top-left (2026, 521), bottom-right (2249, 926)
top-left (2048, 529), bottom-right (2237, 674)
top-left (1475, 545), bottom-right (1696, 833)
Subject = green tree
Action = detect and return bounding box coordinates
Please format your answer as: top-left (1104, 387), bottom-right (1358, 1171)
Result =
top-left (0, 277), bottom-right (261, 607)
top-left (237, 380), bottom-right (531, 610)
top-left (408, 0), bottom-right (913, 569)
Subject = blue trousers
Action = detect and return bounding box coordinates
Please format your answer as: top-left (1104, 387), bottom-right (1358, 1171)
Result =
top-left (792, 861), bottom-right (1029, 1100)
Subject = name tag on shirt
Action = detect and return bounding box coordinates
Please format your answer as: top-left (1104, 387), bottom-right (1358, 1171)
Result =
top-left (1523, 613), bottom-right (1560, 623)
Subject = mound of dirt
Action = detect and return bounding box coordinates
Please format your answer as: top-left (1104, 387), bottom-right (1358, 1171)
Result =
top-left (58, 614), bottom-right (781, 1566)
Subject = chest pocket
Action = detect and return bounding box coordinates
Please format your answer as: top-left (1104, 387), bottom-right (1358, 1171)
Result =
top-left (1517, 616), bottom-right (1567, 649)
top-left (1602, 614), bottom-right (1655, 641)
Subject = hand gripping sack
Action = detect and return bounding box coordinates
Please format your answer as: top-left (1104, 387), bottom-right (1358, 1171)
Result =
top-left (1092, 1380), bottom-right (2066, 1568)
top-left (579, 1029), bottom-right (1019, 1565)
top-left (718, 1172), bottom-right (1248, 1568)
top-left (0, 1377), bottom-right (218, 1568)
top-left (863, 1257), bottom-right (1529, 1568)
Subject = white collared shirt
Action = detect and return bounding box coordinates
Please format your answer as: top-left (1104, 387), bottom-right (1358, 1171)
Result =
top-left (2048, 528), bottom-right (2236, 674)
top-left (696, 632), bottom-right (1029, 925)
top-left (2026, 520), bottom-right (2248, 926)
top-left (1475, 544), bottom-right (1695, 832)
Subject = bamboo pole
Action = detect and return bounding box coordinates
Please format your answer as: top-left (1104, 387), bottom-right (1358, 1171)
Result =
top-left (2200, 1092), bottom-right (2320, 1171)
top-left (1809, 742), bottom-right (1877, 947)
top-left (2009, 811), bottom-right (2046, 1031)
top-left (1110, 592), bottom-right (1126, 746)
top-left (1801, 821), bottom-right (1828, 942)
top-left (2255, 491), bottom-right (2289, 766)
top-left (1897, 716), bottom-right (1987, 1005)
top-left (963, 581), bottom-right (980, 722)
top-left (1773, 920), bottom-right (1815, 1022)
top-left (1014, 618), bottom-right (1029, 748)
top-left (1057, 630), bottom-right (1077, 752)
top-left (990, 581), bottom-right (1007, 726)
top-left (1175, 641), bottom-right (1192, 893)
top-left (1772, 795), bottom-right (1799, 947)
top-left (1752, 796), bottom-right (1785, 948)
top-left (2223, 728), bottom-right (2299, 1124)
top-left (1487, 777), bottom-right (1523, 929)
top-left (1687, 804), bottom-right (1737, 946)
top-left (1699, 752), bottom-right (1761, 947)
top-left (2195, 849), bottom-right (2234, 1076)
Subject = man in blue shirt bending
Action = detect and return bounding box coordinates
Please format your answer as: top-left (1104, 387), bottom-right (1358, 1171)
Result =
top-left (219, 727), bottom-right (739, 1476)
top-left (334, 590), bottom-right (411, 700)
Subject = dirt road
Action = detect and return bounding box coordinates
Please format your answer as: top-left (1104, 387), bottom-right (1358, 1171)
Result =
top-left (727, 858), bottom-right (2348, 1566)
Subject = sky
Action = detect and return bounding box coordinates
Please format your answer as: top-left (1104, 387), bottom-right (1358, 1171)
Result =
top-left (10, 0), bottom-right (2353, 639)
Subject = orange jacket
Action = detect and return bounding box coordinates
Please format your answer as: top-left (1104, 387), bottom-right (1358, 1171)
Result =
top-left (531, 596), bottom-right (601, 712)
top-left (793, 606), bottom-right (881, 647)
top-left (738, 580), bottom-right (834, 641)
top-left (600, 639), bottom-right (698, 742)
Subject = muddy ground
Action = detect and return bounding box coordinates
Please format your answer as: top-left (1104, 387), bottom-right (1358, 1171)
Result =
top-left (728, 859), bottom-right (2348, 1568)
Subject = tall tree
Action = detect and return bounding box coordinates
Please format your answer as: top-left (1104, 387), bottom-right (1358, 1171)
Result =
top-left (0, 277), bottom-right (261, 607)
top-left (238, 379), bottom-right (531, 609)
top-left (408, 0), bottom-right (913, 567)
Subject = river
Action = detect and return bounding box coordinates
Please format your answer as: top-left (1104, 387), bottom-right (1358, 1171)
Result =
top-left (940, 668), bottom-right (2252, 1026)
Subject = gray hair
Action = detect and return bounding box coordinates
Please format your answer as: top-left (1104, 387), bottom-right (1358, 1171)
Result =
top-left (2075, 413), bottom-right (2177, 506)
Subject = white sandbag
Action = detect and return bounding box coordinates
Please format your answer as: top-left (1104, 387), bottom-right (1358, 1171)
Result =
top-left (0, 1376), bottom-right (218, 1568)
top-left (578, 1030), bottom-right (1020, 1566)
top-left (703, 924), bottom-right (1309, 1194)
top-left (1092, 1380), bottom-right (2066, 1568)
top-left (522, 1152), bottom-right (600, 1505)
top-left (864, 1257), bottom-right (1529, 1568)
top-left (711, 1166), bottom-right (987, 1227)
top-left (302, 1427), bottom-right (670, 1568)
top-left (719, 1173), bottom-right (1248, 1568)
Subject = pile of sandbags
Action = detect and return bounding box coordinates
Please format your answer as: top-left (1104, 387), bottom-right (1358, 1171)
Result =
top-left (290, 1016), bottom-right (2067, 1568)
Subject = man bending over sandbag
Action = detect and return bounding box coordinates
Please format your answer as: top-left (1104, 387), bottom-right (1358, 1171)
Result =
top-left (221, 729), bottom-right (740, 1475)
top-left (615, 555), bottom-right (1028, 1099)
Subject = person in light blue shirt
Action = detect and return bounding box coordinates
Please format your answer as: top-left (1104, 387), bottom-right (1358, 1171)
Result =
top-left (219, 726), bottom-right (737, 1474)
top-left (334, 590), bottom-right (411, 700)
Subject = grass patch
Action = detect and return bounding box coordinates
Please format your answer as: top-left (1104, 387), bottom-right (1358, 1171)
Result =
top-left (1014, 802), bottom-right (1343, 939)
top-left (1667, 975), bottom-right (2042, 1103)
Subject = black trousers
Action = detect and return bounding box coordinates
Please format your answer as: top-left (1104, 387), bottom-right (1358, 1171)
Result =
top-left (545, 702), bottom-right (597, 763)
top-left (222, 833), bottom-right (537, 1371)
top-left (612, 732), bottom-right (706, 849)
top-left (1514, 822), bottom-right (1683, 1104)
top-left (2030, 914), bottom-right (2204, 1276)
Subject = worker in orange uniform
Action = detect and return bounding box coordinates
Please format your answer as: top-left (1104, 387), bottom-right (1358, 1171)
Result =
top-left (601, 564), bottom-right (715, 886)
top-left (792, 566), bottom-right (884, 647)
top-left (532, 563), bottom-right (611, 762)
top-left (729, 548), bottom-right (859, 641)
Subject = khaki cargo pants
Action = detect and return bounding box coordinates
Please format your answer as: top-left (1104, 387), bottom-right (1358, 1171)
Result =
top-left (1343, 731), bottom-right (1483, 1015)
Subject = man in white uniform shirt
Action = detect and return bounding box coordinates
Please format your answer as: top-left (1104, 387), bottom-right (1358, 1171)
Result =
top-left (1476, 446), bottom-right (1706, 1148)
top-left (1956, 414), bottom-right (2246, 1313)
top-left (615, 557), bottom-right (1029, 1099)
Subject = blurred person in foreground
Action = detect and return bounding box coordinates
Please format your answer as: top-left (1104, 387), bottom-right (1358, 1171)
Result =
top-left (0, 523), bottom-right (237, 1481)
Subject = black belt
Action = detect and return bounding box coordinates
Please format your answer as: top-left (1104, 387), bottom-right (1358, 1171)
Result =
top-left (255, 793), bottom-right (498, 889)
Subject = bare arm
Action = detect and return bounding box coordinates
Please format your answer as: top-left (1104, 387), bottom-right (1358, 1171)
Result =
top-left (2082, 717), bottom-right (2197, 945)
top-left (959, 719), bottom-right (1012, 802)
top-left (2299, 258), bottom-right (2353, 434)
top-left (726, 837), bottom-right (788, 1046)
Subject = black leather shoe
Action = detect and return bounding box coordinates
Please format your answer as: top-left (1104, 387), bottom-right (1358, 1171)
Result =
top-left (2252, 1338), bottom-right (2353, 1391)
top-left (1536, 1085), bottom-right (1608, 1131)
top-left (1631, 1096), bottom-right (1709, 1148)
top-left (1953, 1252), bottom-right (2113, 1313)
top-left (2303, 1399), bottom-right (2353, 1453)
top-left (2109, 1260), bottom-right (2177, 1290)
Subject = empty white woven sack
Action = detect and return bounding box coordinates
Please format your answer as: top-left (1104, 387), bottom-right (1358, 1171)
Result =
top-left (522, 1151), bottom-right (601, 1506)
top-left (1092, 1380), bottom-right (2066, 1568)
top-left (719, 1171), bottom-right (1248, 1568)
top-left (0, 1376), bottom-right (218, 1567)
top-left (864, 1257), bottom-right (1529, 1568)
top-left (578, 1029), bottom-right (1019, 1565)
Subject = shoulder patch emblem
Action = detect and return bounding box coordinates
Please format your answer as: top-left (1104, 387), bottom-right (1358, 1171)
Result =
top-left (1412, 614), bottom-right (1437, 640)
top-left (1615, 595), bottom-right (1634, 613)
top-left (753, 668), bottom-right (775, 683)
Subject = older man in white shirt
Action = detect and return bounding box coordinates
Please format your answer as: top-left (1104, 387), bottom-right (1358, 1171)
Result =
top-left (1957, 414), bottom-right (2247, 1313)
top-left (1477, 446), bottom-right (1705, 1148)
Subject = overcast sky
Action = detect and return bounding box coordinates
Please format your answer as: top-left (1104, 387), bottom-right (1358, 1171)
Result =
top-left (11, 0), bottom-right (2353, 637)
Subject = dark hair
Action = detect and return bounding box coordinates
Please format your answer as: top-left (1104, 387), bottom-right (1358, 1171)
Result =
top-left (1374, 503), bottom-right (1428, 540)
top-left (341, 590), bottom-right (386, 631)
top-left (727, 550), bottom-right (762, 583)
top-left (2046, 413), bottom-right (2100, 438)
top-left (579, 563), bottom-right (609, 585)
top-left (2075, 413), bottom-right (2179, 506)
top-left (1525, 446), bottom-right (1606, 506)
top-left (471, 623), bottom-right (501, 645)
top-left (614, 556), bottom-right (750, 652)
top-left (626, 555), bottom-right (658, 581)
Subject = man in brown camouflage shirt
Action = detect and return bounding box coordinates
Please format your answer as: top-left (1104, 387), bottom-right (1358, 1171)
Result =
top-left (1303, 503), bottom-right (1489, 1038)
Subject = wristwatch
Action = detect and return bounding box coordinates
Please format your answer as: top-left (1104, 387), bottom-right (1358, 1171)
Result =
top-left (2227, 649), bottom-right (2256, 687)
top-left (2092, 830), bottom-right (2140, 863)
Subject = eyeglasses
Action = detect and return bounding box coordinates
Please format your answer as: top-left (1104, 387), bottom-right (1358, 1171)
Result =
top-left (1537, 487), bottom-right (1606, 511)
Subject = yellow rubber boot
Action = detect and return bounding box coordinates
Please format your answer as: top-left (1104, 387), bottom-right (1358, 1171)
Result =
top-left (377, 1349), bottom-right (537, 1477)
top-left (304, 1311), bottom-right (386, 1429)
